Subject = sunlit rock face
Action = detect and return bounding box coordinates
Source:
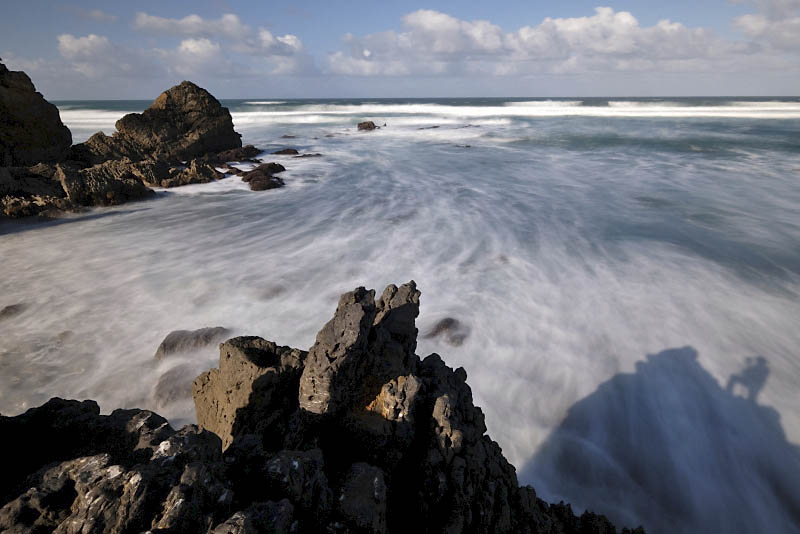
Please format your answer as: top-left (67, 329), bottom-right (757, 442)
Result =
top-left (0, 282), bottom-right (635, 534)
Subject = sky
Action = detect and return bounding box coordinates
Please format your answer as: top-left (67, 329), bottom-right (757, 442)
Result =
top-left (1, 0), bottom-right (799, 99)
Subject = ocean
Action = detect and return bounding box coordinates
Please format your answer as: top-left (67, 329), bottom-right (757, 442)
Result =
top-left (2, 97), bottom-right (799, 532)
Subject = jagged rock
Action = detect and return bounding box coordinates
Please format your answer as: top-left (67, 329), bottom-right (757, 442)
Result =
top-left (211, 500), bottom-right (295, 534)
top-left (272, 148), bottom-right (299, 155)
top-left (57, 162), bottom-right (154, 207)
top-left (424, 317), bottom-right (470, 346)
top-left (192, 337), bottom-right (307, 450)
top-left (72, 81), bottom-right (241, 165)
top-left (0, 164), bottom-right (72, 217)
top-left (1, 283), bottom-right (642, 534)
top-left (160, 159), bottom-right (224, 188)
top-left (0, 60), bottom-right (72, 166)
top-left (216, 145), bottom-right (262, 163)
top-left (155, 327), bottom-right (231, 360)
top-left (298, 282), bottom-right (421, 417)
top-left (357, 121), bottom-right (378, 131)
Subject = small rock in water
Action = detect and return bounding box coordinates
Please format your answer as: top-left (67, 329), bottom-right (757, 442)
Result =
top-left (154, 326), bottom-right (231, 360)
top-left (280, 135), bottom-right (296, 139)
top-left (424, 317), bottom-right (470, 346)
top-left (357, 121), bottom-right (377, 131)
top-left (294, 153), bottom-right (323, 158)
top-left (0, 303), bottom-right (27, 321)
top-left (272, 148), bottom-right (299, 155)
top-left (154, 364), bottom-right (195, 407)
top-left (241, 163), bottom-right (286, 191)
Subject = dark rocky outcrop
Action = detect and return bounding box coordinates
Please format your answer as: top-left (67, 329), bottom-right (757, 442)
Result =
top-left (357, 121), bottom-right (378, 131)
top-left (57, 162), bottom-right (154, 207)
top-left (71, 81), bottom-right (241, 165)
top-left (0, 164), bottom-right (71, 217)
top-left (0, 283), bottom-right (643, 533)
top-left (0, 60), bottom-right (72, 166)
top-left (272, 148), bottom-right (299, 155)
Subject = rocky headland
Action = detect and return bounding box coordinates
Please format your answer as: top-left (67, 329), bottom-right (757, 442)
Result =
top-left (0, 60), bottom-right (300, 219)
top-left (0, 282), bottom-right (643, 533)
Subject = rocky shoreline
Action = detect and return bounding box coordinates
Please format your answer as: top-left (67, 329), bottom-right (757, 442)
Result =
top-left (0, 282), bottom-right (644, 533)
top-left (0, 59), bottom-right (313, 219)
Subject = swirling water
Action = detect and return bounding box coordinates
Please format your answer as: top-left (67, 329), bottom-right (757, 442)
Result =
top-left (2, 97), bottom-right (800, 532)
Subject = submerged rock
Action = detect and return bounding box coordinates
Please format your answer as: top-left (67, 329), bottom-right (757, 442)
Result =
top-left (155, 326), bottom-right (231, 360)
top-left (0, 60), bottom-right (72, 166)
top-left (357, 121), bottom-right (378, 131)
top-left (1, 283), bottom-right (642, 534)
top-left (0, 303), bottom-right (27, 321)
top-left (424, 317), bottom-right (470, 347)
top-left (272, 148), bottom-right (299, 155)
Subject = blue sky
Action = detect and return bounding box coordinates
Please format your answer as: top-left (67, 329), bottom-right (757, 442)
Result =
top-left (1, 0), bottom-right (798, 98)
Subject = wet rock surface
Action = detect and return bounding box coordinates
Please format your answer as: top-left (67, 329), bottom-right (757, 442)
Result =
top-left (357, 121), bottom-right (378, 131)
top-left (0, 60), bottom-right (72, 166)
top-left (0, 282), bottom-right (642, 533)
top-left (272, 148), bottom-right (299, 155)
top-left (241, 163), bottom-right (286, 192)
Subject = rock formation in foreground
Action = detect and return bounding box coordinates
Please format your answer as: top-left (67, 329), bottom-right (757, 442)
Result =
top-left (0, 60), bottom-right (72, 166)
top-left (0, 282), bottom-right (644, 533)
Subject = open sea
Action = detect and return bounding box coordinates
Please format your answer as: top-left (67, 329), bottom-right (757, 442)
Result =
top-left (1, 97), bottom-right (799, 532)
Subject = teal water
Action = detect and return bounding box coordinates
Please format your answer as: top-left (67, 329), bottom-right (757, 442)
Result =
top-left (2, 97), bottom-right (800, 532)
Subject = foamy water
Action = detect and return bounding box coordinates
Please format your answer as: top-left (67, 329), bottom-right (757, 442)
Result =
top-left (2, 97), bottom-right (800, 533)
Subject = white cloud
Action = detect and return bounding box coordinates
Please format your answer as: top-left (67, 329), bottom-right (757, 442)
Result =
top-left (57, 33), bottom-right (161, 79)
top-left (132, 12), bottom-right (313, 74)
top-left (84, 9), bottom-right (118, 23)
top-left (327, 7), bottom-right (794, 77)
top-left (133, 13), bottom-right (250, 40)
top-left (734, 0), bottom-right (800, 49)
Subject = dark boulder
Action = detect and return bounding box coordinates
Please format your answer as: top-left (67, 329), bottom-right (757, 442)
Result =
top-left (241, 163), bottom-right (286, 192)
top-left (357, 121), bottom-right (378, 131)
top-left (271, 148), bottom-right (299, 155)
top-left (0, 60), bottom-right (72, 166)
top-left (72, 81), bottom-right (241, 165)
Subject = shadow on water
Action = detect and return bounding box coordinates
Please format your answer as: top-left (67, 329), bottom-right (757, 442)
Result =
top-left (0, 207), bottom-right (149, 236)
top-left (520, 347), bottom-right (800, 534)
